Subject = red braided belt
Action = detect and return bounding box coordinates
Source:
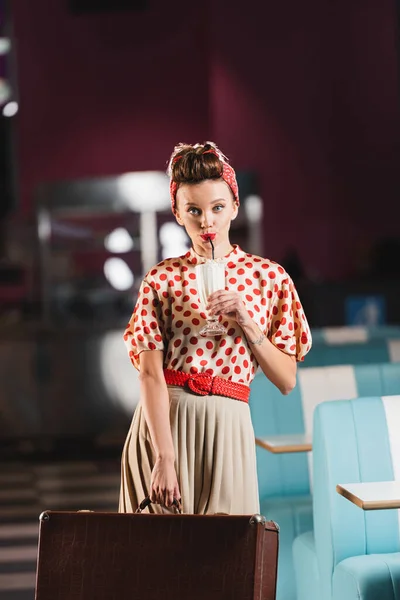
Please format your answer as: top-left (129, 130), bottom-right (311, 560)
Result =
top-left (164, 369), bottom-right (250, 403)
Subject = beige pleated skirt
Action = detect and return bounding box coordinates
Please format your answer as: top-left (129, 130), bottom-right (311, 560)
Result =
top-left (119, 386), bottom-right (260, 515)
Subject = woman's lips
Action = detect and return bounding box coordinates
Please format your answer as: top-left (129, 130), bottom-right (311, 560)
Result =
top-left (200, 233), bottom-right (216, 241)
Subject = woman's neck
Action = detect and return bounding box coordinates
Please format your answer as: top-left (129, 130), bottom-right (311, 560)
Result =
top-left (191, 240), bottom-right (234, 260)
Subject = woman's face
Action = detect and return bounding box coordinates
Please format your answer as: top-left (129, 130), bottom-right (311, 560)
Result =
top-left (175, 179), bottom-right (238, 258)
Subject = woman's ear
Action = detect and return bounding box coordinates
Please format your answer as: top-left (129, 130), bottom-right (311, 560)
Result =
top-left (174, 190), bottom-right (185, 226)
top-left (174, 209), bottom-right (184, 226)
top-left (231, 202), bottom-right (239, 221)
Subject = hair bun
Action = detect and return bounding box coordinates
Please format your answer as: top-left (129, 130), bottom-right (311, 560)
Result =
top-left (167, 141), bottom-right (231, 176)
top-left (167, 141), bottom-right (239, 214)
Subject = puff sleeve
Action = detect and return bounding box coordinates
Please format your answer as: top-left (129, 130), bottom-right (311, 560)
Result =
top-left (123, 277), bottom-right (165, 370)
top-left (267, 272), bottom-right (312, 362)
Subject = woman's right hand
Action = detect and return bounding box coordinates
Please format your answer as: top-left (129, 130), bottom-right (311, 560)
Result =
top-left (150, 456), bottom-right (181, 508)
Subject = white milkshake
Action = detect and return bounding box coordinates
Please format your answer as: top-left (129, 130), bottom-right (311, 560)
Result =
top-left (195, 261), bottom-right (227, 336)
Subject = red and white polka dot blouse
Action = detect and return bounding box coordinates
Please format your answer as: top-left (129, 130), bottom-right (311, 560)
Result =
top-left (123, 245), bottom-right (312, 385)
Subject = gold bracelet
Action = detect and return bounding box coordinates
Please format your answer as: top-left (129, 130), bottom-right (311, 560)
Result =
top-left (249, 333), bottom-right (265, 345)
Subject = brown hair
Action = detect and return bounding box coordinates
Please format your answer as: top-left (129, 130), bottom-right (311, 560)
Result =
top-left (167, 141), bottom-right (229, 185)
top-left (168, 141), bottom-right (239, 213)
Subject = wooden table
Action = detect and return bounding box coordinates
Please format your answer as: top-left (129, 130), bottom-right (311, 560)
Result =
top-left (336, 481), bottom-right (400, 510)
top-left (255, 434), bottom-right (312, 454)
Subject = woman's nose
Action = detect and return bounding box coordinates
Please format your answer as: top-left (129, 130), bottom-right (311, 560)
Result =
top-left (201, 211), bottom-right (214, 229)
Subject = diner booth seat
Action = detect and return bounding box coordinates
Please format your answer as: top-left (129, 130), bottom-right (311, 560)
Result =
top-left (305, 327), bottom-right (400, 367)
top-left (310, 325), bottom-right (400, 345)
top-left (304, 338), bottom-right (400, 366)
top-left (293, 396), bottom-right (400, 600)
top-left (250, 363), bottom-right (400, 600)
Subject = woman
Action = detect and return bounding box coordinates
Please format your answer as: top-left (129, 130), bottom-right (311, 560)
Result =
top-left (119, 142), bottom-right (311, 515)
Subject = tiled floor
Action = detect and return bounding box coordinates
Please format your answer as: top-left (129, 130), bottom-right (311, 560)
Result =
top-left (0, 459), bottom-right (121, 600)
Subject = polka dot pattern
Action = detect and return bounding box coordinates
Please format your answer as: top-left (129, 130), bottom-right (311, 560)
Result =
top-left (123, 245), bottom-right (312, 380)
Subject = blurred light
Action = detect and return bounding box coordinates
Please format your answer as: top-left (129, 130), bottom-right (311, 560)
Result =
top-left (117, 172), bottom-right (170, 212)
top-left (103, 258), bottom-right (134, 291)
top-left (0, 79), bottom-right (11, 105)
top-left (104, 227), bottom-right (134, 253)
top-left (51, 219), bottom-right (91, 239)
top-left (0, 38), bottom-right (11, 55)
top-left (2, 101), bottom-right (18, 117)
top-left (38, 209), bottom-right (52, 242)
top-left (159, 222), bottom-right (190, 259)
top-left (99, 331), bottom-right (141, 415)
top-left (244, 195), bottom-right (263, 222)
top-left (140, 212), bottom-right (157, 273)
top-left (353, 299), bottom-right (381, 326)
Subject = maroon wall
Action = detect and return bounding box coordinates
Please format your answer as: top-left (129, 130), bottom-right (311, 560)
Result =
top-left (11, 0), bottom-right (211, 203)
top-left (210, 0), bottom-right (400, 277)
top-left (11, 0), bottom-right (400, 279)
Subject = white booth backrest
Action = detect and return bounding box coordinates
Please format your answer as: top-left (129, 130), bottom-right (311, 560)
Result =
top-left (298, 366), bottom-right (359, 488)
top-left (323, 327), bottom-right (368, 344)
top-left (388, 340), bottom-right (400, 362)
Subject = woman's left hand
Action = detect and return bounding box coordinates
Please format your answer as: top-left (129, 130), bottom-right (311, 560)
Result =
top-left (207, 290), bottom-right (252, 327)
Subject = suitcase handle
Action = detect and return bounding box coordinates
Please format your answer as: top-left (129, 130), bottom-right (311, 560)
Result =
top-left (136, 496), bottom-right (182, 514)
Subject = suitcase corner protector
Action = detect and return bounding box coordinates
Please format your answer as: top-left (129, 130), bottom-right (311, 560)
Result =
top-left (249, 514), bottom-right (266, 525)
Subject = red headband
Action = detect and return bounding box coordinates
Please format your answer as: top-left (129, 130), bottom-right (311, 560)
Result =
top-left (169, 149), bottom-right (239, 214)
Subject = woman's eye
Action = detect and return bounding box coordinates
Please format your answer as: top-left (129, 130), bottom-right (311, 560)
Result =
top-left (188, 207), bottom-right (200, 216)
top-left (213, 205), bottom-right (224, 212)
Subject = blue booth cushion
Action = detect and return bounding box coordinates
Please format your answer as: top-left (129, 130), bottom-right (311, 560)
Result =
top-left (333, 553), bottom-right (400, 600)
top-left (251, 369), bottom-right (400, 600)
top-left (292, 531), bottom-right (320, 600)
top-left (309, 397), bottom-right (400, 600)
top-left (261, 495), bottom-right (313, 600)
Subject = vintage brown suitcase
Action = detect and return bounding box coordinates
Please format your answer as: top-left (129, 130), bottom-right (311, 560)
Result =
top-left (35, 507), bottom-right (279, 600)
